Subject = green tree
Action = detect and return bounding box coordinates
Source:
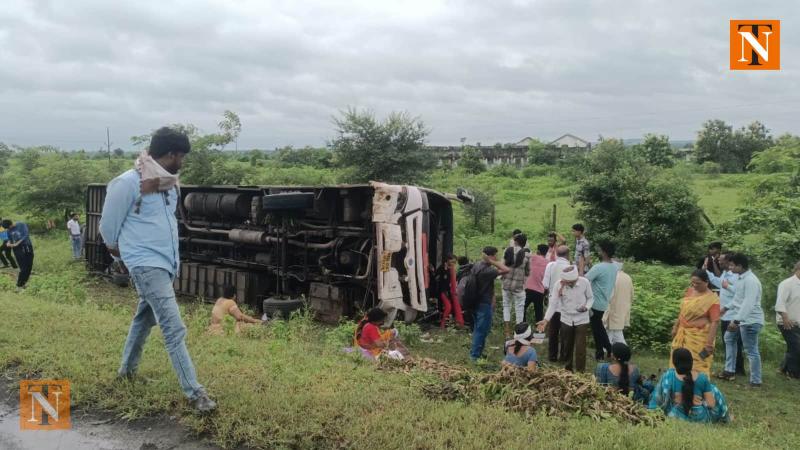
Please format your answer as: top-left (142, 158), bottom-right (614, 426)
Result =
top-left (718, 172), bottom-right (800, 302)
top-left (11, 153), bottom-right (104, 219)
top-left (218, 110), bottom-right (242, 150)
top-left (0, 142), bottom-right (12, 174)
top-left (330, 108), bottom-right (434, 184)
top-left (132, 112), bottom-right (241, 185)
top-left (527, 139), bottom-right (560, 165)
top-left (574, 139), bottom-right (705, 263)
top-left (749, 134), bottom-right (800, 173)
top-left (130, 134), bottom-right (151, 150)
top-left (17, 147), bottom-right (44, 171)
top-left (695, 119), bottom-right (772, 172)
top-left (732, 121), bottom-right (773, 172)
top-left (459, 146), bottom-right (485, 174)
top-left (635, 133), bottom-right (674, 167)
top-left (694, 119), bottom-right (733, 170)
top-left (462, 188), bottom-right (495, 233)
top-left (274, 146), bottom-right (333, 168)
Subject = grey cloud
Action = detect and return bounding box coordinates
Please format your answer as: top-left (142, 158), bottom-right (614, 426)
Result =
top-left (0, 0), bottom-right (798, 150)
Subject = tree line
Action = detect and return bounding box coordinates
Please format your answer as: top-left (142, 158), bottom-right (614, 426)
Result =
top-left (1, 110), bottom-right (797, 268)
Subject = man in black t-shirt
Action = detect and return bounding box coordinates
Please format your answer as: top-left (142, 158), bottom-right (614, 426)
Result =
top-left (469, 246), bottom-right (510, 361)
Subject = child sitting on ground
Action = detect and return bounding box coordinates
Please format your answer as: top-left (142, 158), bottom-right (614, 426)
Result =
top-left (354, 308), bottom-right (408, 360)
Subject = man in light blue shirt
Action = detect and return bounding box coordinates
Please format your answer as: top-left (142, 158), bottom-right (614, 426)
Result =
top-left (722, 253), bottom-right (764, 386)
top-left (100, 127), bottom-right (216, 412)
top-left (708, 252), bottom-right (745, 376)
top-left (585, 241), bottom-right (618, 360)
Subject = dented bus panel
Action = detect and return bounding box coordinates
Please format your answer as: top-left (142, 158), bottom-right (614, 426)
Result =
top-left (85, 181), bottom-right (458, 323)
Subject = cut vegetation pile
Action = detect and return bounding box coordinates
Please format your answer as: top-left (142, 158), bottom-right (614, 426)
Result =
top-left (381, 358), bottom-right (662, 426)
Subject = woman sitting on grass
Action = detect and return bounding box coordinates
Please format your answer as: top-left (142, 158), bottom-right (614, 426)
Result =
top-left (648, 347), bottom-right (730, 423)
top-left (595, 342), bottom-right (639, 395)
top-left (354, 308), bottom-right (408, 360)
top-left (502, 322), bottom-right (538, 371)
top-left (207, 285), bottom-right (263, 336)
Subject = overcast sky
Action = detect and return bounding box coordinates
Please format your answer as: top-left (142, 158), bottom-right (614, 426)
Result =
top-left (1, 0), bottom-right (797, 150)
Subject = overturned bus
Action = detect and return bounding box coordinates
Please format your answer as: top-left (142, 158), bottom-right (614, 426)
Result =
top-left (85, 182), bottom-right (470, 323)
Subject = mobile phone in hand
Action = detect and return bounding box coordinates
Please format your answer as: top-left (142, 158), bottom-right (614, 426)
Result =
top-left (699, 349), bottom-right (710, 360)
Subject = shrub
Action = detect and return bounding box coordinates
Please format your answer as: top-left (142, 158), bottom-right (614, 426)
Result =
top-left (241, 163), bottom-right (339, 185)
top-left (459, 146), bottom-right (486, 174)
top-left (521, 164), bottom-right (550, 178)
top-left (461, 188), bottom-right (496, 234)
top-left (748, 133), bottom-right (800, 174)
top-left (394, 322), bottom-right (422, 347)
top-left (624, 262), bottom-right (687, 353)
top-left (700, 161), bottom-right (722, 175)
top-left (488, 164), bottom-right (519, 178)
top-left (330, 108), bottom-right (435, 184)
top-left (574, 139), bottom-right (706, 263)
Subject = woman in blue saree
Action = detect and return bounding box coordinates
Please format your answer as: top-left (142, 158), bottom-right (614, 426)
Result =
top-left (648, 347), bottom-right (730, 423)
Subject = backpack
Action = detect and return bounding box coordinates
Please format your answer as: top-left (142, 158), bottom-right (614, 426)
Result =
top-left (458, 263), bottom-right (487, 310)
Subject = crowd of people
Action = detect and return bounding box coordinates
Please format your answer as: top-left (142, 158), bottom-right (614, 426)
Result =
top-left (421, 229), bottom-right (799, 424)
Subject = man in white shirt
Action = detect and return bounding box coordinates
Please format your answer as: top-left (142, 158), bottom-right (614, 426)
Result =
top-left (776, 261), bottom-right (800, 378)
top-left (66, 213), bottom-right (82, 260)
top-left (537, 265), bottom-right (593, 372)
top-left (542, 245), bottom-right (570, 362)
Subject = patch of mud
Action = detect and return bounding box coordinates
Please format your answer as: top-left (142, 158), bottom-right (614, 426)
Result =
top-left (0, 379), bottom-right (222, 450)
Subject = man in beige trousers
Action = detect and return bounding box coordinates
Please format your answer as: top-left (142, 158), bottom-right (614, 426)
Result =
top-left (604, 261), bottom-right (634, 345)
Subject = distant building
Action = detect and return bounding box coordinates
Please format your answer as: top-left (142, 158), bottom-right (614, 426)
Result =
top-left (675, 146), bottom-right (694, 161)
top-left (514, 137), bottom-right (538, 146)
top-left (548, 133), bottom-right (591, 150)
top-left (432, 133), bottom-right (591, 168)
top-left (431, 145), bottom-right (529, 168)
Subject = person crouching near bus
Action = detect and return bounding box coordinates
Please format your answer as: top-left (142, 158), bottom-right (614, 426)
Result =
top-left (354, 308), bottom-right (408, 360)
top-left (207, 285), bottom-right (264, 336)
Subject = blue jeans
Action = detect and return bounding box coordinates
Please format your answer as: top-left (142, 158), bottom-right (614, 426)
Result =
top-left (119, 266), bottom-right (204, 400)
top-left (71, 236), bottom-right (82, 259)
top-left (470, 302), bottom-right (493, 360)
top-left (725, 323), bottom-right (762, 384)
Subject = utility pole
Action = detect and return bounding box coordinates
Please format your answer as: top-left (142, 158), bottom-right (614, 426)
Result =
top-left (106, 127), bottom-right (111, 167)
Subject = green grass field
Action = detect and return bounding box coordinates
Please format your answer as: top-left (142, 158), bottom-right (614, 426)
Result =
top-left (429, 170), bottom-right (751, 260)
top-left (1, 235), bottom-right (798, 449)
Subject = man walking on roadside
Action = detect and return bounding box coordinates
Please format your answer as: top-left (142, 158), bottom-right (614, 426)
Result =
top-left (775, 261), bottom-right (800, 379)
top-left (2, 219), bottom-right (33, 292)
top-left (721, 253), bottom-right (764, 387)
top-left (709, 252), bottom-right (745, 378)
top-left (469, 246), bottom-right (509, 362)
top-left (100, 127), bottom-right (216, 412)
top-left (542, 245), bottom-right (570, 362)
top-left (585, 241), bottom-right (618, 360)
top-left (67, 213), bottom-right (83, 260)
